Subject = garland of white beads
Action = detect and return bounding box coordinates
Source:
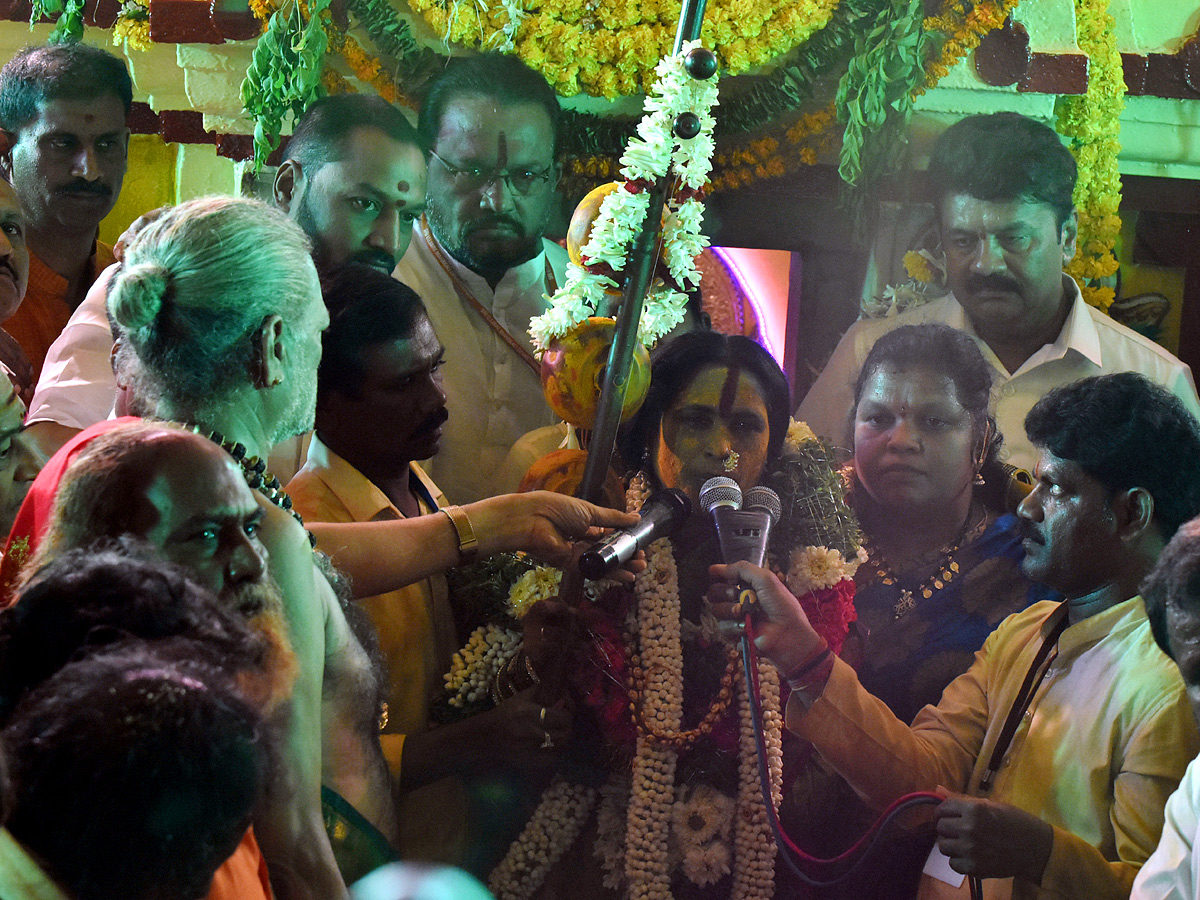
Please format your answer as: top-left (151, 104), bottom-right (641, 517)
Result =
top-left (443, 623), bottom-right (521, 707)
top-left (731, 662), bottom-right (783, 900)
top-left (488, 775), bottom-right (598, 900)
top-left (626, 535), bottom-right (683, 900)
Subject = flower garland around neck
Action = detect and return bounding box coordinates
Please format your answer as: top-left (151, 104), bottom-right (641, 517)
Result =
top-left (529, 40), bottom-right (719, 354)
top-left (479, 420), bottom-right (860, 900)
top-left (405, 0), bottom-right (840, 99)
top-left (1056, 0), bottom-right (1124, 312)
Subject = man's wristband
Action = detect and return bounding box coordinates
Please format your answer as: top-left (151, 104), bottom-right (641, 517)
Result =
top-left (781, 639), bottom-right (830, 685)
top-left (441, 505), bottom-right (479, 563)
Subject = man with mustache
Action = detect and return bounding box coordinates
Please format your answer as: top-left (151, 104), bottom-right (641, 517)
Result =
top-left (798, 113), bottom-right (1200, 473)
top-left (718, 372), bottom-right (1200, 900)
top-left (0, 42), bottom-right (129, 382)
top-left (288, 264), bottom-right (571, 870)
top-left (394, 53), bottom-right (565, 503)
top-left (18, 93), bottom-right (426, 479)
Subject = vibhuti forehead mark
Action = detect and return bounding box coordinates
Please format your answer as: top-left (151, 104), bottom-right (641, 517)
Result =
top-left (718, 366), bottom-right (741, 418)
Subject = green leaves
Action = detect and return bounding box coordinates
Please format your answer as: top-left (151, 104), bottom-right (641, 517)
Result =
top-left (240, 0), bottom-right (332, 172)
top-left (835, 0), bottom-right (928, 189)
top-left (29, 0), bottom-right (86, 43)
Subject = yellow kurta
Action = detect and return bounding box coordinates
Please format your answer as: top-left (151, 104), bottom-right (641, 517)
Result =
top-left (287, 435), bottom-right (467, 864)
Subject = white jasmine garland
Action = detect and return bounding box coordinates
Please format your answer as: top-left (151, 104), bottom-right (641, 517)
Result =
top-left (529, 39), bottom-right (719, 353)
top-left (443, 623), bottom-right (521, 707)
top-left (487, 776), bottom-right (597, 900)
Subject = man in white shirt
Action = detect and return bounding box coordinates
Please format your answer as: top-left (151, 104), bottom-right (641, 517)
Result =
top-left (394, 53), bottom-right (565, 503)
top-left (797, 113), bottom-right (1200, 472)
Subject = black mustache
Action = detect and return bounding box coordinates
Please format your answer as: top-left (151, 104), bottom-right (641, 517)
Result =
top-left (418, 406), bottom-right (449, 434)
top-left (465, 215), bottom-right (525, 237)
top-left (965, 274), bottom-right (1022, 296)
top-left (59, 179), bottom-right (112, 198)
top-left (1017, 520), bottom-right (1042, 544)
top-left (352, 249), bottom-right (396, 273)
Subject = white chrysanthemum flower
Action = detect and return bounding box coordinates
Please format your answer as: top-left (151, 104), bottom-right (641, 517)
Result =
top-left (681, 841), bottom-right (732, 887)
top-left (786, 545), bottom-right (848, 595)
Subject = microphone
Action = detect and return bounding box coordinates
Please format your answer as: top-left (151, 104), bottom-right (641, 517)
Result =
top-left (701, 478), bottom-right (780, 568)
top-left (578, 488), bottom-right (692, 580)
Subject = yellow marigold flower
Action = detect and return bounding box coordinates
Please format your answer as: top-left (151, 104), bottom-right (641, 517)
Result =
top-left (903, 250), bottom-right (935, 284)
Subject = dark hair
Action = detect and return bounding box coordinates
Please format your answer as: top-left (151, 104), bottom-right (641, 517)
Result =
top-left (418, 53), bottom-right (561, 157)
top-left (927, 112), bottom-right (1077, 229)
top-left (1025, 373), bottom-right (1200, 539)
top-left (0, 542), bottom-right (274, 724)
top-left (1143, 517), bottom-right (1200, 661)
top-left (284, 93), bottom-right (420, 175)
top-left (4, 644), bottom-right (267, 900)
top-left (618, 331), bottom-right (790, 474)
top-left (318, 263), bottom-right (429, 398)
top-left (853, 323), bottom-right (1002, 471)
top-left (0, 43), bottom-right (132, 132)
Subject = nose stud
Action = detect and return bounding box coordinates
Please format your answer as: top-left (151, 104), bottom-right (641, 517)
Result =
top-left (722, 450), bottom-right (739, 473)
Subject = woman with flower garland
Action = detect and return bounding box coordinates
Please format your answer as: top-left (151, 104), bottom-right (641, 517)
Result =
top-left (484, 330), bottom-right (862, 900)
top-left (808, 322), bottom-right (1057, 899)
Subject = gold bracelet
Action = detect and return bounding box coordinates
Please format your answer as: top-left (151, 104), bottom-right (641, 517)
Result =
top-left (441, 505), bottom-right (479, 563)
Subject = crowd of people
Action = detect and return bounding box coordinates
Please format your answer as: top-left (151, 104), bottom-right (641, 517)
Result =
top-left (0, 34), bottom-right (1194, 900)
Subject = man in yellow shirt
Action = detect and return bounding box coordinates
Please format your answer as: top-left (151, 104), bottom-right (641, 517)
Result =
top-left (288, 263), bottom-right (571, 873)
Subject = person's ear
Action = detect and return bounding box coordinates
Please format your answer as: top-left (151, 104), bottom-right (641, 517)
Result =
top-left (254, 315), bottom-right (287, 389)
top-left (273, 160), bottom-right (302, 214)
top-left (1112, 486), bottom-right (1155, 542)
top-left (1061, 209), bottom-right (1078, 266)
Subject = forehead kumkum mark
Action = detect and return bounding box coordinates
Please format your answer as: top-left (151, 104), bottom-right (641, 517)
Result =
top-left (718, 366), bottom-right (741, 418)
top-left (397, 180), bottom-right (410, 193)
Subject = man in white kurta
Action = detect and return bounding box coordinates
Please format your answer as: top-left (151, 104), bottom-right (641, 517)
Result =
top-left (394, 53), bottom-right (568, 503)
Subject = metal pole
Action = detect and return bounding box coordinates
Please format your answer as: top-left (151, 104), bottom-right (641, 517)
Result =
top-left (576, 0), bottom-right (709, 504)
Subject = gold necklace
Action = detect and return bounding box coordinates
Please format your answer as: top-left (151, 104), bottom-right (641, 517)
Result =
top-left (862, 506), bottom-right (985, 620)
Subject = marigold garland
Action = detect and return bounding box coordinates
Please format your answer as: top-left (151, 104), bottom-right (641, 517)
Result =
top-left (1056, 0), bottom-right (1124, 312)
top-left (324, 25), bottom-right (406, 106)
top-left (705, 0), bottom-right (1022, 192)
top-left (111, 0), bottom-right (151, 52)
top-left (406, 0), bottom-right (843, 99)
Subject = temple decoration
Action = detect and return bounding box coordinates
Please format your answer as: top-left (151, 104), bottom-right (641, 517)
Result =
top-left (1056, 0), bottom-right (1125, 311)
top-left (529, 41), bottom-right (719, 353)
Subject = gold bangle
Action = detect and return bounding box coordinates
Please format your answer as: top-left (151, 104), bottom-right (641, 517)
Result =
top-left (441, 505), bottom-right (478, 563)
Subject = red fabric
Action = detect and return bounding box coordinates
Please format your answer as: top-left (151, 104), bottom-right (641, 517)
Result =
top-left (0, 417), bottom-right (139, 605)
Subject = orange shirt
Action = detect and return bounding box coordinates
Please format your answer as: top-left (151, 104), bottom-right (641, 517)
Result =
top-left (208, 828), bottom-right (274, 900)
top-left (6, 243), bottom-right (114, 380)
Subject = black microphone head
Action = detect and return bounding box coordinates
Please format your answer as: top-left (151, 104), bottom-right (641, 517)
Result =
top-left (700, 477), bottom-right (741, 513)
top-left (743, 486), bottom-right (782, 525)
top-left (655, 488), bottom-right (693, 522)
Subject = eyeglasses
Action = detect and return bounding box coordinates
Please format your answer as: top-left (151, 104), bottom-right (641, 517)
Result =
top-left (429, 150), bottom-right (553, 196)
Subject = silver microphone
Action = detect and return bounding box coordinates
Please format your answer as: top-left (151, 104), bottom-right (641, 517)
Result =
top-left (578, 488), bottom-right (692, 581)
top-left (703, 478), bottom-right (779, 568)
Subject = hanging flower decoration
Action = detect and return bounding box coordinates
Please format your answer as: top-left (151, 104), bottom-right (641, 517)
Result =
top-left (530, 41), bottom-right (719, 353)
top-left (1056, 0), bottom-right (1124, 312)
top-left (111, 0), bottom-right (151, 51)
top-left (405, 0), bottom-right (841, 99)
